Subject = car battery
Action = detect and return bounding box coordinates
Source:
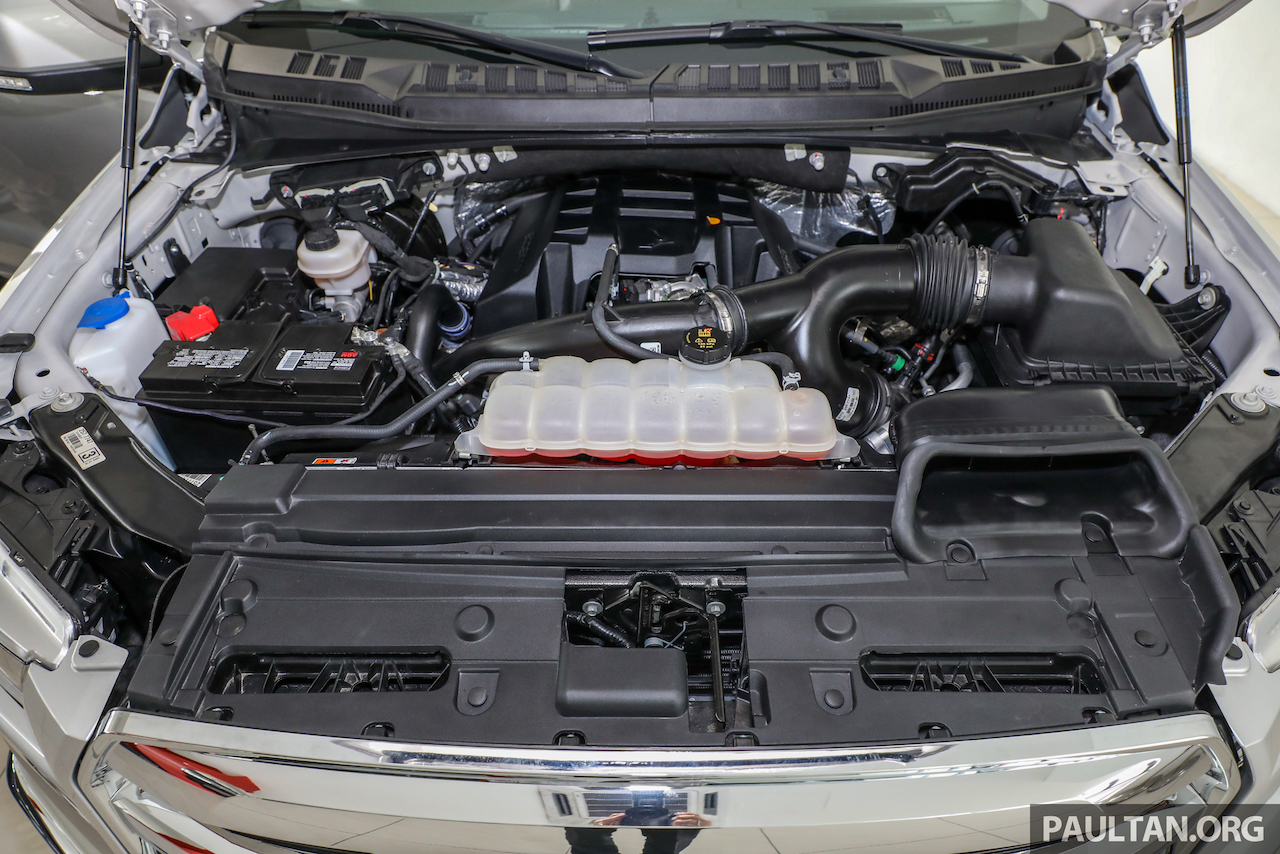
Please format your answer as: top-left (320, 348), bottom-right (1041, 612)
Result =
top-left (138, 322), bottom-right (389, 472)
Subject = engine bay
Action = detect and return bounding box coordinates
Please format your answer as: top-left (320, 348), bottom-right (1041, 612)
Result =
top-left (6, 138), bottom-right (1262, 748)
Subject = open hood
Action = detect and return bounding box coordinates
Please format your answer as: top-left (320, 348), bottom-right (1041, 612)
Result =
top-left (50, 0), bottom-right (1252, 67)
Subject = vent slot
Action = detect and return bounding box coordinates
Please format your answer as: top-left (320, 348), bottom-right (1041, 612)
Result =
top-left (313, 55), bottom-right (339, 78)
top-left (515, 66), bottom-right (538, 92)
top-left (574, 73), bottom-right (598, 93)
top-left (486, 65), bottom-right (509, 93)
top-left (708, 65), bottom-right (731, 91)
top-left (970, 60), bottom-right (994, 74)
top-left (424, 63), bottom-right (449, 92)
top-left (677, 65), bottom-right (700, 91)
top-left (889, 90), bottom-right (1037, 116)
top-left (1001, 61), bottom-right (1023, 70)
top-left (605, 78), bottom-right (628, 93)
top-left (797, 63), bottom-right (819, 91)
top-left (767, 63), bottom-right (790, 90)
top-left (545, 71), bottom-right (567, 92)
top-left (942, 58), bottom-right (966, 78)
top-left (738, 64), bottom-right (760, 90)
top-left (861, 653), bottom-right (1107, 694)
top-left (856, 59), bottom-right (881, 89)
top-left (330, 100), bottom-right (404, 117)
top-left (286, 52), bottom-right (314, 75)
top-left (340, 57), bottom-right (366, 80)
top-left (209, 652), bottom-right (450, 694)
top-left (552, 793), bottom-right (573, 817)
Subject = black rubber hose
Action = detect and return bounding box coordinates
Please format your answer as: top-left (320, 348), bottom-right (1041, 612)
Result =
top-left (741, 351), bottom-right (799, 387)
top-left (239, 356), bottom-right (536, 463)
top-left (565, 611), bottom-right (635, 648)
top-left (591, 244), bottom-right (669, 361)
top-left (333, 357), bottom-right (406, 426)
top-left (405, 285), bottom-right (467, 366)
top-left (350, 222), bottom-right (436, 282)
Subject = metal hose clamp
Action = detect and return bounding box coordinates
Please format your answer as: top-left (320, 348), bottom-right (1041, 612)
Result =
top-left (966, 246), bottom-right (990, 326)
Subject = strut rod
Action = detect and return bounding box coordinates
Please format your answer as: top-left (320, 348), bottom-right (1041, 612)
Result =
top-left (1170, 16), bottom-right (1203, 290)
top-left (114, 24), bottom-right (142, 292)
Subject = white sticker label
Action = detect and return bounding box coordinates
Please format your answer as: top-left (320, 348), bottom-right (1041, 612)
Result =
top-left (178, 473), bottom-right (212, 487)
top-left (640, 342), bottom-right (663, 354)
top-left (60, 427), bottom-right (105, 470)
top-left (167, 348), bottom-right (250, 370)
top-left (784, 143), bottom-right (807, 162)
top-left (276, 349), bottom-right (305, 371)
top-left (836, 387), bottom-right (861, 422)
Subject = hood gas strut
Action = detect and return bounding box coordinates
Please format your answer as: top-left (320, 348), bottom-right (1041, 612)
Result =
top-left (113, 24), bottom-right (142, 293)
top-left (1171, 16), bottom-right (1204, 290)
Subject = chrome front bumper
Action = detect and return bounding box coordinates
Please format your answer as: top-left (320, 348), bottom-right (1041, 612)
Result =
top-left (77, 710), bottom-right (1239, 854)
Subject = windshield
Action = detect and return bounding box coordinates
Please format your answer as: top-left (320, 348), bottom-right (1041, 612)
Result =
top-left (268, 0), bottom-right (1084, 52)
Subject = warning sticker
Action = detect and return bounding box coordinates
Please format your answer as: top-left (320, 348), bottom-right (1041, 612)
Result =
top-left (178, 473), bottom-right (213, 487)
top-left (275, 349), bottom-right (356, 372)
top-left (167, 347), bottom-right (250, 370)
top-left (312, 457), bottom-right (357, 465)
top-left (60, 427), bottom-right (105, 470)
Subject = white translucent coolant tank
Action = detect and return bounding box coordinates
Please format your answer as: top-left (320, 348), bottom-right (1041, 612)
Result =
top-left (467, 356), bottom-right (851, 462)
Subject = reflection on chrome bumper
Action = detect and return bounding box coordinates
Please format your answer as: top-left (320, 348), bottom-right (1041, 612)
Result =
top-left (78, 710), bottom-right (1239, 854)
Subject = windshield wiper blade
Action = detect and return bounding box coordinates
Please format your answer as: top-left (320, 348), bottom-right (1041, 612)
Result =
top-left (588, 19), bottom-right (1028, 64)
top-left (241, 10), bottom-right (648, 79)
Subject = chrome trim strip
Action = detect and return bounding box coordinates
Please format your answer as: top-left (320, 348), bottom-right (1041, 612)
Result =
top-left (73, 711), bottom-right (1240, 852)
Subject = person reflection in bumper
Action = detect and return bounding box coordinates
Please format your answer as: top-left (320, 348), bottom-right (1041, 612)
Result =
top-left (565, 805), bottom-right (709, 854)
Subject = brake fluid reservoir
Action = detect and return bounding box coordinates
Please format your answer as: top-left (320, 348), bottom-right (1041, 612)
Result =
top-left (297, 228), bottom-right (372, 292)
top-left (470, 355), bottom-right (844, 462)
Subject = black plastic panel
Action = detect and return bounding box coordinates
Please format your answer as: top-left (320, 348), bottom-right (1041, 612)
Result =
top-left (127, 463), bottom-right (1235, 746)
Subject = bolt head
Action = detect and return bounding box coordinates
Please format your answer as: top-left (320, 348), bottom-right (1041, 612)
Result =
top-left (582, 599), bottom-right (603, 617)
top-left (475, 153), bottom-right (492, 172)
top-left (707, 600), bottom-right (727, 617)
top-left (1197, 288), bottom-right (1217, 309)
top-left (1231, 390), bottom-right (1268, 414)
top-left (808, 151), bottom-right (826, 171)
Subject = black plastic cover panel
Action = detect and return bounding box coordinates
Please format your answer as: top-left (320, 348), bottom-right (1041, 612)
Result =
top-left (127, 465), bottom-right (1236, 746)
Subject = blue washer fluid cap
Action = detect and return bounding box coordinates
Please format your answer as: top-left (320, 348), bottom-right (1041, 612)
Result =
top-left (77, 296), bottom-right (130, 329)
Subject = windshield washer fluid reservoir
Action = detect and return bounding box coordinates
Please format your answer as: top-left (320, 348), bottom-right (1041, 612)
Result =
top-left (68, 296), bottom-right (173, 467)
top-left (466, 355), bottom-right (851, 462)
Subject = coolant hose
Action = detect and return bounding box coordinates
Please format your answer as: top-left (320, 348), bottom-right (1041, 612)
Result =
top-left (941, 344), bottom-right (976, 392)
top-left (592, 243), bottom-right (667, 361)
top-left (240, 356), bottom-right (537, 463)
